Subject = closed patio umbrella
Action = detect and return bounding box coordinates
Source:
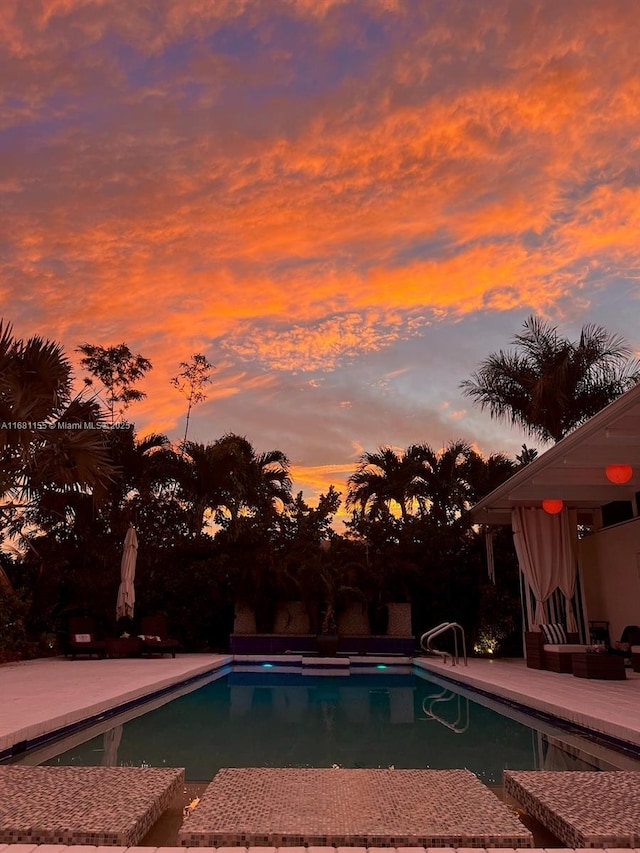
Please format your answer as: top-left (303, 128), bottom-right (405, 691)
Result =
top-left (116, 525), bottom-right (138, 621)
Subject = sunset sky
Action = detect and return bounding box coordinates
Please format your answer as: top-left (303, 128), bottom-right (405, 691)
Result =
top-left (2, 0), bottom-right (639, 520)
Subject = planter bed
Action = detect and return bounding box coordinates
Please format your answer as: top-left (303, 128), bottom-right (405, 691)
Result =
top-left (229, 633), bottom-right (415, 655)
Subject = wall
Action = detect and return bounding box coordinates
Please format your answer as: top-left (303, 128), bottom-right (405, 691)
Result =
top-left (578, 516), bottom-right (640, 643)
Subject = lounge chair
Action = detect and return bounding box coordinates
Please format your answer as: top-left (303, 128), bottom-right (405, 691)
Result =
top-left (66, 616), bottom-right (107, 659)
top-left (139, 616), bottom-right (179, 658)
top-left (524, 624), bottom-right (588, 672)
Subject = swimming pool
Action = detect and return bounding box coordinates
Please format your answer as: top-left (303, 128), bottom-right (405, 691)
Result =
top-left (40, 666), bottom-right (638, 783)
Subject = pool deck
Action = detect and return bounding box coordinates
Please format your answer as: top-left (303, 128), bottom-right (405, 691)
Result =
top-left (2, 653), bottom-right (640, 757)
top-left (2, 654), bottom-right (640, 852)
top-left (0, 654), bottom-right (231, 758)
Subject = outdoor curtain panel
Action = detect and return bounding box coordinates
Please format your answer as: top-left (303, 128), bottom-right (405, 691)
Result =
top-left (511, 506), bottom-right (576, 630)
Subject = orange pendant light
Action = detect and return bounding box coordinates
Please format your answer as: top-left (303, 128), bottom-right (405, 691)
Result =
top-left (605, 463), bottom-right (633, 484)
top-left (542, 499), bottom-right (563, 515)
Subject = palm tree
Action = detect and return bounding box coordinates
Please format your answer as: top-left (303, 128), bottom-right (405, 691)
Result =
top-left (0, 320), bottom-right (114, 508)
top-left (175, 441), bottom-right (229, 537)
top-left (179, 434), bottom-right (292, 539)
top-left (0, 321), bottom-right (116, 593)
top-left (462, 449), bottom-right (517, 504)
top-left (215, 434), bottom-right (291, 539)
top-left (346, 445), bottom-right (429, 521)
top-left (418, 440), bottom-right (478, 525)
top-left (105, 427), bottom-right (172, 504)
top-left (461, 315), bottom-right (640, 443)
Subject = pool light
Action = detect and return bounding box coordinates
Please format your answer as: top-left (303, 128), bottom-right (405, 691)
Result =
top-left (262, 663), bottom-right (274, 667)
top-left (376, 664), bottom-right (387, 669)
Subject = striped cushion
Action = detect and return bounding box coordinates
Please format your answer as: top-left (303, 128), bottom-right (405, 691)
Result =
top-left (540, 623), bottom-right (567, 644)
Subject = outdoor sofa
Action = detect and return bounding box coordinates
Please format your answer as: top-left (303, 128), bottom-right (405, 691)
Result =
top-left (524, 624), bottom-right (588, 672)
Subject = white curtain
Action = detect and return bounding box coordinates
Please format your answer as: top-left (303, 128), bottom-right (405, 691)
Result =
top-left (555, 508), bottom-right (579, 632)
top-left (485, 529), bottom-right (495, 584)
top-left (511, 507), bottom-right (574, 628)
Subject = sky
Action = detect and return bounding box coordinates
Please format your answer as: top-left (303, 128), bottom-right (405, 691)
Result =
top-left (2, 0), bottom-right (639, 522)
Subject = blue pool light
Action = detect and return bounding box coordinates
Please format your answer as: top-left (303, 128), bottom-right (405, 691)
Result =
top-left (262, 663), bottom-right (274, 667)
top-left (376, 664), bottom-right (387, 669)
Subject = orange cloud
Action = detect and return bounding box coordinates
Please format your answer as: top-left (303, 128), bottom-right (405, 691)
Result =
top-left (2, 0), bottom-right (639, 477)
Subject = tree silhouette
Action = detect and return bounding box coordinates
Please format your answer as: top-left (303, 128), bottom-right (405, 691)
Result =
top-left (171, 353), bottom-right (214, 449)
top-left (461, 315), bottom-right (640, 443)
top-left (77, 342), bottom-right (152, 424)
top-left (346, 445), bottom-right (429, 521)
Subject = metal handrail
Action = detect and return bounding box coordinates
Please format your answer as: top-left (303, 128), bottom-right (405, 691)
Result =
top-left (419, 621), bottom-right (467, 666)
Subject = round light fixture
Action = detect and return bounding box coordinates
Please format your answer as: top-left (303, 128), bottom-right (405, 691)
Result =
top-left (542, 499), bottom-right (563, 515)
top-left (605, 463), bottom-right (633, 484)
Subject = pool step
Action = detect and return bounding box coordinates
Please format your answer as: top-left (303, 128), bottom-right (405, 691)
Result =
top-left (301, 656), bottom-right (350, 674)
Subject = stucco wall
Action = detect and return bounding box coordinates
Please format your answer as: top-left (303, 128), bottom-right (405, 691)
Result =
top-left (579, 516), bottom-right (640, 643)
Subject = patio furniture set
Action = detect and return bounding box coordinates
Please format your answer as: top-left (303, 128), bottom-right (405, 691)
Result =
top-left (525, 623), bottom-right (640, 680)
top-left (65, 616), bottom-right (179, 659)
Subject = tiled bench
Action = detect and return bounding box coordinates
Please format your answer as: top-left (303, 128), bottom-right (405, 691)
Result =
top-left (178, 768), bottom-right (533, 848)
top-left (0, 766), bottom-right (184, 847)
top-left (505, 769), bottom-right (640, 848)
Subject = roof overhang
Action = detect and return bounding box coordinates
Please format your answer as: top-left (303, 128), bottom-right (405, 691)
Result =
top-left (471, 382), bottom-right (640, 526)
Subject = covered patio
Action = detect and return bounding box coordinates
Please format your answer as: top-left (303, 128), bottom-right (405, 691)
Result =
top-left (471, 382), bottom-right (640, 647)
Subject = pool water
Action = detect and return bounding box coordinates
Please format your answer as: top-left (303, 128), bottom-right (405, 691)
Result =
top-left (46, 670), bottom-right (540, 783)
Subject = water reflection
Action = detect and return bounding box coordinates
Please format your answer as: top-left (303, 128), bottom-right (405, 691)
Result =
top-left (23, 671), bottom-right (639, 782)
top-left (420, 688), bottom-right (469, 733)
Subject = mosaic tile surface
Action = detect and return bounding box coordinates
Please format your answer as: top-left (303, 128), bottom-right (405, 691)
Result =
top-left (0, 766), bottom-right (185, 846)
top-left (504, 770), bottom-right (640, 848)
top-left (178, 768), bottom-right (532, 848)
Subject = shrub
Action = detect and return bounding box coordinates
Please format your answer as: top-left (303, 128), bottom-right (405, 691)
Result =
top-left (0, 588), bottom-right (37, 661)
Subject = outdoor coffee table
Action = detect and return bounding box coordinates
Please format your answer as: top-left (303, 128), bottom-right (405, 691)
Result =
top-left (571, 652), bottom-right (626, 679)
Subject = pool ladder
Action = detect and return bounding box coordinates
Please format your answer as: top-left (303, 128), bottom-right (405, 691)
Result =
top-left (420, 621), bottom-right (467, 666)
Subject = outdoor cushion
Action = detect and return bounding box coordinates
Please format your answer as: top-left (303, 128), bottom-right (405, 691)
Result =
top-left (631, 645), bottom-right (640, 653)
top-left (72, 633), bottom-right (92, 643)
top-left (542, 643), bottom-right (588, 653)
top-left (540, 623), bottom-right (567, 644)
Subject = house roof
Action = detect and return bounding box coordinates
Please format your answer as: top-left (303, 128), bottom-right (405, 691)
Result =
top-left (471, 382), bottom-right (640, 525)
